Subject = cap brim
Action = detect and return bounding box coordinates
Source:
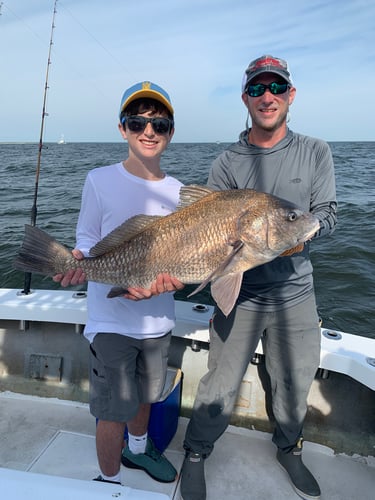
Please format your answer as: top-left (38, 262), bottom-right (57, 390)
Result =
top-left (245, 69), bottom-right (292, 89)
top-left (120, 89), bottom-right (174, 115)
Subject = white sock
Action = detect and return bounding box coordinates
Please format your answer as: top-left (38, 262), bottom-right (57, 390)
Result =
top-left (100, 471), bottom-right (121, 483)
top-left (128, 432), bottom-right (147, 454)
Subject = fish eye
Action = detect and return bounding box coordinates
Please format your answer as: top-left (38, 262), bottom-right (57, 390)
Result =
top-left (288, 211), bottom-right (298, 221)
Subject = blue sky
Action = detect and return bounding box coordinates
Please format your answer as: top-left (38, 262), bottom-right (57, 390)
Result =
top-left (1, 0), bottom-right (375, 143)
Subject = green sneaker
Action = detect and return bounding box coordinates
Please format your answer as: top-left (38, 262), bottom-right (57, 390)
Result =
top-left (121, 437), bottom-right (177, 483)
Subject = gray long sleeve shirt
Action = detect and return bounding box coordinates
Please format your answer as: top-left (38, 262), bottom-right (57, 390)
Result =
top-left (207, 129), bottom-right (337, 311)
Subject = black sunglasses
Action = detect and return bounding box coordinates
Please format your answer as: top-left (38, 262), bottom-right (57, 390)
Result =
top-left (246, 82), bottom-right (290, 97)
top-left (122, 115), bottom-right (173, 134)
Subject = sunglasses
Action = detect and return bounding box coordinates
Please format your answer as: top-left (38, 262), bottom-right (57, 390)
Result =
top-left (246, 82), bottom-right (290, 97)
top-left (122, 115), bottom-right (173, 134)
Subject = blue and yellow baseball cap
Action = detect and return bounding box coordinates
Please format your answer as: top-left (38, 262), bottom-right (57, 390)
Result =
top-left (119, 81), bottom-right (174, 117)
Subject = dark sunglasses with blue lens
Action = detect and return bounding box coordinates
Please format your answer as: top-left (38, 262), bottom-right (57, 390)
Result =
top-left (121, 115), bottom-right (174, 134)
top-left (246, 82), bottom-right (290, 98)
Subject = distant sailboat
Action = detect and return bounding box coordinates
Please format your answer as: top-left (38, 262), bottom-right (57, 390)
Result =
top-left (57, 134), bottom-right (66, 144)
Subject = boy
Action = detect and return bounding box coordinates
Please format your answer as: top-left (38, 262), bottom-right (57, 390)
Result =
top-left (54, 81), bottom-right (184, 484)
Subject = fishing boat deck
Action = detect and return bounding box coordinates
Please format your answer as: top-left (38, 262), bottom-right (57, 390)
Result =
top-left (0, 391), bottom-right (373, 500)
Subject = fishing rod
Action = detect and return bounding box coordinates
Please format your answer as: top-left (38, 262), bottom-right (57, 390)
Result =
top-left (22, 0), bottom-right (58, 295)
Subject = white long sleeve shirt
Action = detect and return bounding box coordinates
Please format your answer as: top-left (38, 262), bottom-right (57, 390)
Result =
top-left (76, 162), bottom-right (183, 342)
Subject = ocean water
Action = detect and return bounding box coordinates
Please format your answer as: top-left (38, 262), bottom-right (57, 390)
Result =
top-left (1, 141), bottom-right (374, 339)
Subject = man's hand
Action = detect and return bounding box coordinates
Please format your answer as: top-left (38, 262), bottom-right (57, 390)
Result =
top-left (123, 273), bottom-right (185, 301)
top-left (52, 249), bottom-right (87, 287)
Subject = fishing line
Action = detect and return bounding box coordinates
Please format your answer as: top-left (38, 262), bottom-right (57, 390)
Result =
top-left (0, 2), bottom-right (53, 47)
top-left (22, 0), bottom-right (58, 296)
top-left (58, 1), bottom-right (138, 82)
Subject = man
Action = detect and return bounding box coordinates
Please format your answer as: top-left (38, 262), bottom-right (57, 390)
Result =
top-left (180, 55), bottom-right (337, 500)
top-left (54, 81), bottom-right (183, 485)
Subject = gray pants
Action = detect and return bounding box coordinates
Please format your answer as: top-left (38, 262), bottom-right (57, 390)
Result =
top-left (184, 294), bottom-right (320, 456)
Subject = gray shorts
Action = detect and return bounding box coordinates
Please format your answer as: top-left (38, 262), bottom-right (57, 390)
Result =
top-left (89, 332), bottom-right (171, 422)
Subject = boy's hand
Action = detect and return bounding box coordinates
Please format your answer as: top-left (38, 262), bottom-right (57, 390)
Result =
top-left (124, 273), bottom-right (185, 301)
top-left (52, 249), bottom-right (87, 287)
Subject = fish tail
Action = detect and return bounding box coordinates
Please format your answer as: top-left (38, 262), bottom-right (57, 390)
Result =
top-left (13, 224), bottom-right (72, 276)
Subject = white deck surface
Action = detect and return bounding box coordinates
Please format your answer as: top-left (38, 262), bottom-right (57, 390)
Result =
top-left (0, 392), bottom-right (373, 500)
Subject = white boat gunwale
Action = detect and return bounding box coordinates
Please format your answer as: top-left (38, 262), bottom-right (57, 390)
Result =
top-left (0, 287), bottom-right (374, 391)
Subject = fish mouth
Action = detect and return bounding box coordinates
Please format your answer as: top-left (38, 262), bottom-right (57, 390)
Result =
top-left (299, 221), bottom-right (320, 243)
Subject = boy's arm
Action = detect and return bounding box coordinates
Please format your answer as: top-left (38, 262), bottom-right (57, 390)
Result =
top-left (54, 262), bottom-right (184, 300)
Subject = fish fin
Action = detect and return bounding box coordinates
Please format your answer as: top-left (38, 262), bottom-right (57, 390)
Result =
top-left (107, 286), bottom-right (129, 298)
top-left (187, 240), bottom-right (244, 297)
top-left (176, 185), bottom-right (216, 210)
top-left (91, 185), bottom-right (214, 256)
top-left (187, 239), bottom-right (245, 317)
top-left (13, 224), bottom-right (71, 276)
top-left (211, 273), bottom-right (244, 317)
top-left (89, 215), bottom-right (163, 257)
top-left (280, 243), bottom-right (305, 256)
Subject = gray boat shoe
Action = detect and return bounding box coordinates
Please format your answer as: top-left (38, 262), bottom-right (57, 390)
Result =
top-left (180, 451), bottom-right (206, 500)
top-left (277, 438), bottom-right (321, 500)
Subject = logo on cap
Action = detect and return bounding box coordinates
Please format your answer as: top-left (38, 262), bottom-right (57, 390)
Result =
top-left (251, 56), bottom-right (287, 70)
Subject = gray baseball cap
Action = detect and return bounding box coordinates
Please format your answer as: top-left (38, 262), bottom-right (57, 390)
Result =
top-left (242, 55), bottom-right (293, 92)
